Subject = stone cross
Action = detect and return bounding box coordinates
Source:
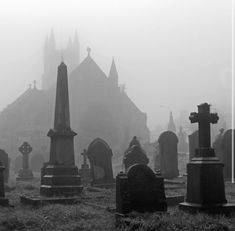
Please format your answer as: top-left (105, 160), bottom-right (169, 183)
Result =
top-left (189, 103), bottom-right (218, 149)
top-left (81, 149), bottom-right (87, 165)
top-left (19, 142), bottom-right (32, 170)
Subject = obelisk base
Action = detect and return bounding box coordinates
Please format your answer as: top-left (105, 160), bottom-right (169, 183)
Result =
top-left (179, 157), bottom-right (235, 215)
top-left (16, 168), bottom-right (34, 181)
top-left (40, 165), bottom-right (83, 197)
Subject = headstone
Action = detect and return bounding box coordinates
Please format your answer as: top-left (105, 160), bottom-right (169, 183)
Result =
top-left (153, 142), bottom-right (161, 172)
top-left (87, 138), bottom-right (114, 185)
top-left (0, 161), bottom-right (9, 206)
top-left (14, 156), bottom-right (22, 174)
top-left (30, 154), bottom-right (45, 172)
top-left (158, 131), bottom-right (179, 179)
top-left (177, 126), bottom-right (188, 153)
top-left (0, 149), bottom-right (9, 182)
top-left (188, 130), bottom-right (198, 160)
top-left (40, 61), bottom-right (83, 197)
top-left (116, 164), bottom-right (167, 214)
top-left (16, 142), bottom-right (34, 181)
top-left (212, 128), bottom-right (225, 161)
top-left (221, 129), bottom-right (235, 181)
top-left (179, 103), bottom-right (235, 215)
top-left (78, 149), bottom-right (91, 184)
top-left (123, 136), bottom-right (149, 172)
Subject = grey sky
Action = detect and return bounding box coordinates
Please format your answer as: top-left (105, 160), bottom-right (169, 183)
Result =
top-left (0, 0), bottom-right (233, 129)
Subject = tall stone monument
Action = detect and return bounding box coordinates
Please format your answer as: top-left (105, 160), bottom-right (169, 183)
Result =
top-left (16, 142), bottom-right (34, 181)
top-left (179, 103), bottom-right (235, 215)
top-left (40, 61), bottom-right (83, 197)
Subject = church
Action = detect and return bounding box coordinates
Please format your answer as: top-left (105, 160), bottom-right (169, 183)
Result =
top-left (0, 32), bottom-right (150, 161)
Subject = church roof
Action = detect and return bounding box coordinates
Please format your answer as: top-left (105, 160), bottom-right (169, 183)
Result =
top-left (70, 53), bottom-right (107, 81)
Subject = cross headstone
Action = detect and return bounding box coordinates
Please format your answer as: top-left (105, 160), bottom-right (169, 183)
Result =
top-left (179, 103), bottom-right (235, 215)
top-left (79, 149), bottom-right (91, 185)
top-left (116, 164), bottom-right (167, 214)
top-left (16, 142), bottom-right (34, 181)
top-left (189, 103), bottom-right (218, 157)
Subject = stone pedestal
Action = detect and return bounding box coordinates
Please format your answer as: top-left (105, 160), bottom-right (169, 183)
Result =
top-left (40, 165), bottom-right (83, 197)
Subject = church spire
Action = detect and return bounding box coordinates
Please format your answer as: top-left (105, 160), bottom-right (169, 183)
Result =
top-left (108, 57), bottom-right (119, 86)
top-left (167, 111), bottom-right (176, 132)
top-left (73, 30), bottom-right (80, 65)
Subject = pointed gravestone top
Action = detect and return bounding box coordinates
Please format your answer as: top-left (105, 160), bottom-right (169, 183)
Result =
top-left (53, 62), bottom-right (71, 131)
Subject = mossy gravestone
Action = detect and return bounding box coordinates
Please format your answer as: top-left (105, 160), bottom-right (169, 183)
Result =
top-left (0, 149), bottom-right (9, 183)
top-left (116, 164), bottom-right (167, 214)
top-left (87, 138), bottom-right (114, 185)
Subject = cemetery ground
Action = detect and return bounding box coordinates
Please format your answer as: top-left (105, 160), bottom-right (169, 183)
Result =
top-left (0, 175), bottom-right (234, 231)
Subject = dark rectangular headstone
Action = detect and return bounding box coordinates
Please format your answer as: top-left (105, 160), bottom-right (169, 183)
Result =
top-left (116, 164), bottom-right (167, 214)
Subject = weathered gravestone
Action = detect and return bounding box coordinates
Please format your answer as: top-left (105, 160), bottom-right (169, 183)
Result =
top-left (16, 142), bottom-right (34, 181)
top-left (178, 126), bottom-right (188, 153)
top-left (116, 164), bottom-right (167, 214)
top-left (40, 61), bottom-right (83, 197)
top-left (123, 136), bottom-right (149, 172)
top-left (14, 156), bottom-right (22, 174)
top-left (179, 103), bottom-right (235, 215)
top-left (0, 149), bottom-right (9, 182)
top-left (158, 131), bottom-right (179, 179)
top-left (87, 138), bottom-right (114, 185)
top-left (78, 149), bottom-right (91, 184)
top-left (30, 154), bottom-right (45, 172)
top-left (0, 161), bottom-right (9, 206)
top-left (212, 128), bottom-right (224, 162)
top-left (221, 129), bottom-right (235, 181)
top-left (188, 130), bottom-right (198, 160)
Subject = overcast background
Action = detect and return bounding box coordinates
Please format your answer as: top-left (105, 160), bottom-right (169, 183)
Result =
top-left (0, 0), bottom-right (233, 130)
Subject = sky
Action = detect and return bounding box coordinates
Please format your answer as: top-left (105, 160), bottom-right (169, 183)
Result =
top-left (0, 0), bottom-right (233, 130)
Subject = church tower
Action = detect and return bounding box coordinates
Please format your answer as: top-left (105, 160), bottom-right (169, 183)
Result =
top-left (42, 30), bottom-right (80, 90)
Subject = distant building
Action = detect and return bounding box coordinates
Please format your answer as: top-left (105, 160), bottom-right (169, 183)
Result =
top-left (42, 30), bottom-right (80, 90)
top-left (0, 39), bottom-right (150, 160)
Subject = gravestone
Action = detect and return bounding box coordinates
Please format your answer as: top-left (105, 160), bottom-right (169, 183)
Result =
top-left (40, 61), bottom-right (83, 197)
top-left (212, 128), bottom-right (224, 161)
top-left (178, 126), bottom-right (188, 153)
top-left (221, 129), bottom-right (235, 181)
top-left (78, 149), bottom-right (91, 184)
top-left (0, 161), bottom-right (9, 206)
top-left (123, 136), bottom-right (149, 172)
top-left (153, 142), bottom-right (161, 172)
top-left (16, 142), bottom-right (34, 181)
top-left (188, 130), bottom-right (198, 160)
top-left (30, 154), bottom-right (45, 172)
top-left (14, 156), bottom-right (22, 174)
top-left (116, 164), bottom-right (167, 214)
top-left (158, 131), bottom-right (179, 179)
top-left (0, 149), bottom-right (9, 182)
top-left (179, 103), bottom-right (235, 215)
top-left (87, 138), bottom-right (114, 185)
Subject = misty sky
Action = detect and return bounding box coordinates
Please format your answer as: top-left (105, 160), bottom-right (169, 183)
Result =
top-left (0, 0), bottom-right (233, 129)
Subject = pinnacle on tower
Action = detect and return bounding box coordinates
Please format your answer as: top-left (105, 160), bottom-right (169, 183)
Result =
top-left (167, 111), bottom-right (176, 132)
top-left (108, 57), bottom-right (119, 86)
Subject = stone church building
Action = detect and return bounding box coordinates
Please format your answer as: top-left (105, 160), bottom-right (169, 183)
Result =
top-left (0, 33), bottom-right (150, 161)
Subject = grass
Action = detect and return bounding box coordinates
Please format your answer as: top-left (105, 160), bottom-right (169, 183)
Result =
top-left (0, 177), bottom-right (234, 231)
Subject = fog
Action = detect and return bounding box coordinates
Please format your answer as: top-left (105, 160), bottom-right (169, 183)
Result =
top-left (0, 0), bottom-right (233, 130)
